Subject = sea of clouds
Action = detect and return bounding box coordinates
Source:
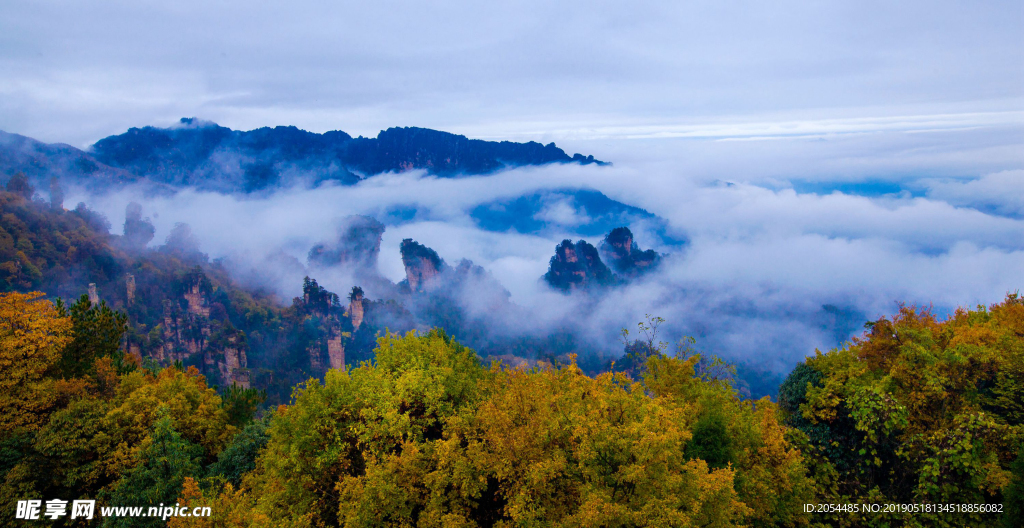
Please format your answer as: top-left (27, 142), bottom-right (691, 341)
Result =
top-left (62, 122), bottom-right (1024, 380)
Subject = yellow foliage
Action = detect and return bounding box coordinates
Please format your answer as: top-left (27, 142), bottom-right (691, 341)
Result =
top-left (239, 331), bottom-right (810, 527)
top-left (0, 291), bottom-right (72, 436)
top-left (169, 477), bottom-right (275, 528)
top-left (101, 366), bottom-right (236, 460)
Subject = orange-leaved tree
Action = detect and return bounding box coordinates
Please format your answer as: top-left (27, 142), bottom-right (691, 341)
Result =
top-left (0, 292), bottom-right (73, 436)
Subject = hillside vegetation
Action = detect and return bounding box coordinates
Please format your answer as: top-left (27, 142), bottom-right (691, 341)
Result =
top-left (2, 290), bottom-right (1021, 527)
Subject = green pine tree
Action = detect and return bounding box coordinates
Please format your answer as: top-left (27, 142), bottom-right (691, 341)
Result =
top-left (54, 295), bottom-right (130, 379)
top-left (208, 417), bottom-right (269, 487)
top-left (102, 411), bottom-right (203, 527)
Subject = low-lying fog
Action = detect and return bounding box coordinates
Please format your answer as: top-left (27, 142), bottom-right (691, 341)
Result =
top-left (67, 123), bottom-right (1024, 375)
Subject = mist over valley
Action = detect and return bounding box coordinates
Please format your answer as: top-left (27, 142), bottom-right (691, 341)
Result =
top-left (3, 2), bottom-right (1023, 524)
top-left (3, 117), bottom-right (1020, 398)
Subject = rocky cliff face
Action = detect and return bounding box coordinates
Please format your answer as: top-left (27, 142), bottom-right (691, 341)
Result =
top-left (153, 269), bottom-right (250, 387)
top-left (214, 336), bottom-right (250, 388)
top-left (307, 324), bottom-right (345, 372)
top-left (543, 239), bottom-right (617, 292)
top-left (400, 238), bottom-right (446, 293)
top-left (348, 287), bottom-right (365, 331)
top-left (125, 274), bottom-right (135, 307)
top-left (543, 226), bottom-right (662, 292)
top-left (600, 227), bottom-right (661, 277)
top-left (182, 280), bottom-right (211, 318)
top-left (299, 277), bottom-right (347, 373)
top-left (447, 259), bottom-right (512, 315)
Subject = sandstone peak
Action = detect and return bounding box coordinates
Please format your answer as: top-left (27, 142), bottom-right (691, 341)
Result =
top-left (600, 227), bottom-right (661, 277)
top-left (400, 238), bottom-right (446, 293)
top-left (543, 239), bottom-right (616, 292)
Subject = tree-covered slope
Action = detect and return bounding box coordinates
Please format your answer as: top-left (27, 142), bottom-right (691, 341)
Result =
top-left (2, 287), bottom-right (1021, 526)
top-left (780, 296), bottom-right (1024, 527)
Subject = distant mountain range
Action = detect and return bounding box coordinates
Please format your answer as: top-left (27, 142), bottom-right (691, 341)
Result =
top-left (0, 130), bottom-right (137, 187)
top-left (1, 119), bottom-right (678, 251)
top-left (1, 118), bottom-right (607, 192)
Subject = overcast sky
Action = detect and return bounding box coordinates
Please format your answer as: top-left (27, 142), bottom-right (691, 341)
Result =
top-left (1, 0), bottom-right (1021, 148)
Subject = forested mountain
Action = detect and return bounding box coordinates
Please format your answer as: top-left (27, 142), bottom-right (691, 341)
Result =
top-left (88, 119), bottom-right (604, 191)
top-left (542, 227), bottom-right (662, 292)
top-left (0, 131), bottom-right (137, 189)
top-left (0, 179), bottom-right (656, 403)
top-left (2, 119), bottom-right (606, 193)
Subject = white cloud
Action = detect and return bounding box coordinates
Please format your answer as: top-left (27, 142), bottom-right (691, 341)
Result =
top-left (924, 170), bottom-right (1024, 217)
top-left (534, 197), bottom-right (591, 227)
top-left (65, 146), bottom-right (1024, 372)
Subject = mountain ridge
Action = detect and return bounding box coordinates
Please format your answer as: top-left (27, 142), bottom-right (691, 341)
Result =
top-left (1, 119), bottom-right (608, 193)
top-left (0, 130), bottom-right (138, 188)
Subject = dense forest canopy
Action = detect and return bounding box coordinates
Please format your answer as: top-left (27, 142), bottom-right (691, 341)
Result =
top-left (1, 288), bottom-right (1022, 526)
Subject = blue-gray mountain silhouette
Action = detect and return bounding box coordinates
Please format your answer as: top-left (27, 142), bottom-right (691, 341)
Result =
top-left (88, 118), bottom-right (607, 191)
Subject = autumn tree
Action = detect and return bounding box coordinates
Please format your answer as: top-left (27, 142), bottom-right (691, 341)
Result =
top-left (0, 292), bottom-right (73, 436)
top-left (780, 295), bottom-right (1024, 527)
top-left (199, 329), bottom-right (810, 527)
top-left (0, 359), bottom-right (236, 526)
